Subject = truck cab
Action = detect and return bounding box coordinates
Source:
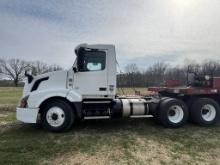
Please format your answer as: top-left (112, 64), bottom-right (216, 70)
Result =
top-left (17, 44), bottom-right (118, 132)
top-left (71, 44), bottom-right (116, 99)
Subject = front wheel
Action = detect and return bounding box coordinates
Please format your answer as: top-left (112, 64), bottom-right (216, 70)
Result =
top-left (158, 98), bottom-right (189, 128)
top-left (190, 98), bottom-right (220, 126)
top-left (41, 100), bottom-right (74, 132)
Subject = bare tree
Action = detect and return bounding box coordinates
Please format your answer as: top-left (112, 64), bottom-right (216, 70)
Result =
top-left (29, 61), bottom-right (49, 76)
top-left (124, 63), bottom-right (140, 87)
top-left (0, 67), bottom-right (3, 80)
top-left (47, 64), bottom-right (63, 72)
top-left (149, 62), bottom-right (168, 86)
top-left (30, 61), bottom-right (63, 76)
top-left (201, 60), bottom-right (219, 76)
top-left (125, 63), bottom-right (139, 74)
top-left (166, 67), bottom-right (185, 82)
top-left (0, 58), bottom-right (27, 86)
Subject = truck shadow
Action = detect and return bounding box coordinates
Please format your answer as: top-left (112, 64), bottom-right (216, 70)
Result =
top-left (9, 116), bottom-right (220, 133)
top-left (3, 116), bottom-right (220, 136)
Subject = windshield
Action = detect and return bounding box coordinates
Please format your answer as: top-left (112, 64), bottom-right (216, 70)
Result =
top-left (73, 58), bottom-right (77, 68)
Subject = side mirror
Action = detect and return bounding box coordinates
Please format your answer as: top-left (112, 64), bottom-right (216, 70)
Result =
top-left (73, 67), bottom-right (78, 73)
top-left (25, 70), bottom-right (34, 84)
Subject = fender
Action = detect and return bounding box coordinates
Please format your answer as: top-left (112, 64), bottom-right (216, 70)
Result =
top-left (27, 89), bottom-right (83, 118)
top-left (28, 89), bottom-right (81, 108)
top-left (66, 90), bottom-right (83, 119)
top-left (66, 90), bottom-right (82, 102)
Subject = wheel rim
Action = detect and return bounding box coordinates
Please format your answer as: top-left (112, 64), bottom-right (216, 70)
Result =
top-left (168, 105), bottom-right (184, 123)
top-left (201, 104), bottom-right (216, 122)
top-left (46, 106), bottom-right (65, 127)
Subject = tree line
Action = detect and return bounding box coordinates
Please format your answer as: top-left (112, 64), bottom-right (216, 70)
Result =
top-left (1, 58), bottom-right (220, 87)
top-left (0, 58), bottom-right (62, 86)
top-left (117, 60), bottom-right (220, 87)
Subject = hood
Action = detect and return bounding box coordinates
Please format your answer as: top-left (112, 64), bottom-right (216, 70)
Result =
top-left (23, 70), bottom-right (68, 97)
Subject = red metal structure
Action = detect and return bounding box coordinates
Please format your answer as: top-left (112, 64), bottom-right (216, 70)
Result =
top-left (165, 80), bottom-right (181, 87)
top-left (149, 77), bottom-right (220, 96)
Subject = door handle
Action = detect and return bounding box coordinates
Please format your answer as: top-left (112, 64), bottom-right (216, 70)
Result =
top-left (99, 87), bottom-right (107, 91)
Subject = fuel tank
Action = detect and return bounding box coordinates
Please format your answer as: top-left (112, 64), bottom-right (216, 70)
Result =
top-left (111, 98), bottom-right (153, 118)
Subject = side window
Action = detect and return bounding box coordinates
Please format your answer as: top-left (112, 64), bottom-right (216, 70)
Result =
top-left (87, 62), bottom-right (102, 71)
top-left (78, 49), bottom-right (106, 72)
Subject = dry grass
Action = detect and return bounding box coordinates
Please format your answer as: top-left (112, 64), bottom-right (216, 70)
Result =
top-left (41, 119), bottom-right (220, 165)
top-left (117, 87), bottom-right (152, 96)
top-left (0, 87), bottom-right (22, 106)
top-left (1, 110), bottom-right (220, 165)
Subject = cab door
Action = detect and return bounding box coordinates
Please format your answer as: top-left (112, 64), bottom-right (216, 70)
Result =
top-left (73, 48), bottom-right (108, 98)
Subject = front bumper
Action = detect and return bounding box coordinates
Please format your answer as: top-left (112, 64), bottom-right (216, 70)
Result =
top-left (16, 107), bottom-right (39, 123)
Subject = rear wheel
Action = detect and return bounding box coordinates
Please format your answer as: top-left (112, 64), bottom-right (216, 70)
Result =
top-left (158, 98), bottom-right (189, 128)
top-left (190, 98), bottom-right (220, 126)
top-left (42, 100), bottom-right (74, 132)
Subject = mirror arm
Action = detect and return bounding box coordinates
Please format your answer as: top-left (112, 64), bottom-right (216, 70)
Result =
top-left (25, 71), bottom-right (34, 84)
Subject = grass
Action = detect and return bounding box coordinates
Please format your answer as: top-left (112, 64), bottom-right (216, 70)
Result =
top-left (0, 87), bottom-right (220, 165)
top-left (117, 87), bottom-right (150, 96)
top-left (0, 87), bottom-right (22, 106)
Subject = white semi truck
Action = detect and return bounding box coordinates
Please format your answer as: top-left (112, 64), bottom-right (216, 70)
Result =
top-left (16, 44), bottom-right (220, 132)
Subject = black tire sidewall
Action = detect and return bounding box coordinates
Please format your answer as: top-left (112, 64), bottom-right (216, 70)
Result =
top-left (159, 98), bottom-right (189, 128)
top-left (191, 98), bottom-right (220, 126)
top-left (154, 97), bottom-right (170, 124)
top-left (42, 100), bottom-right (74, 132)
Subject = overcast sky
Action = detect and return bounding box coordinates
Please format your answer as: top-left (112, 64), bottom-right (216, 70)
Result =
top-left (0, 0), bottom-right (219, 69)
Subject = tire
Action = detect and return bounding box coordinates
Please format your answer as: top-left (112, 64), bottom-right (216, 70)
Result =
top-left (158, 98), bottom-right (189, 128)
top-left (41, 100), bottom-right (74, 132)
top-left (154, 97), bottom-right (170, 124)
top-left (190, 98), bottom-right (220, 126)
